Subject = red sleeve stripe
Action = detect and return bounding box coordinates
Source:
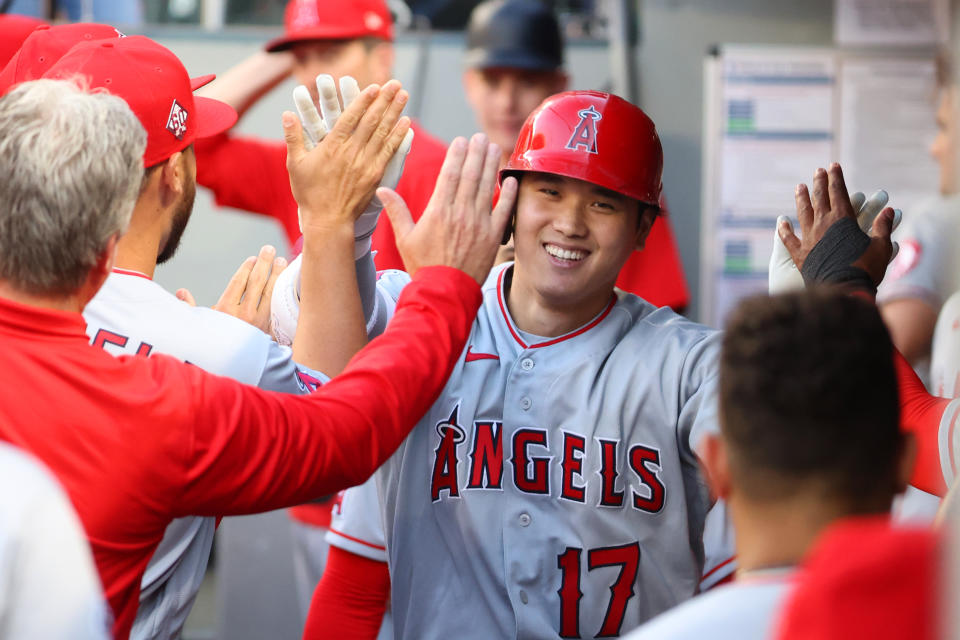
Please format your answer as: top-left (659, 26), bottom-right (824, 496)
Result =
top-left (700, 555), bottom-right (737, 583)
top-left (328, 527), bottom-right (386, 551)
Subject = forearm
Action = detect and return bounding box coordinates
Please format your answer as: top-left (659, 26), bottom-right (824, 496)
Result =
top-left (180, 267), bottom-right (481, 516)
top-left (195, 51), bottom-right (293, 118)
top-left (895, 349), bottom-right (951, 496)
top-left (293, 224), bottom-right (367, 376)
top-left (303, 546), bottom-right (389, 640)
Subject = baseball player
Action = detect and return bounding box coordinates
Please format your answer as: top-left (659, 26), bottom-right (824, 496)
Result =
top-left (775, 163), bottom-right (949, 501)
top-left (35, 35), bottom-right (418, 639)
top-left (194, 0), bottom-right (448, 264)
top-left (0, 75), bottom-right (509, 640)
top-left (931, 290), bottom-right (960, 398)
top-left (463, 0), bottom-right (690, 310)
top-left (283, 90), bottom-right (731, 638)
top-left (623, 288), bottom-right (914, 639)
top-left (0, 442), bottom-right (110, 640)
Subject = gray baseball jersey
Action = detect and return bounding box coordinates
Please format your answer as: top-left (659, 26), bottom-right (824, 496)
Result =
top-left (83, 269), bottom-right (328, 640)
top-left (334, 263), bottom-right (725, 638)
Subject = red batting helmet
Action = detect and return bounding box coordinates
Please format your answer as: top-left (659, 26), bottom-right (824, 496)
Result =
top-left (500, 90), bottom-right (663, 207)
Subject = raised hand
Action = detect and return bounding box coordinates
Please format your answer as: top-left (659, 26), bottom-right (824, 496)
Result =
top-left (282, 77), bottom-right (411, 236)
top-left (768, 188), bottom-right (902, 293)
top-left (197, 245), bottom-right (288, 334)
top-left (377, 133), bottom-right (517, 285)
top-left (778, 163), bottom-right (897, 290)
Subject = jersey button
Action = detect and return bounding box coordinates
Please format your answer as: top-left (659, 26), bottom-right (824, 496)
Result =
top-left (520, 358), bottom-right (534, 371)
top-left (519, 512), bottom-right (531, 527)
top-left (519, 590), bottom-right (529, 604)
top-left (520, 397), bottom-right (532, 410)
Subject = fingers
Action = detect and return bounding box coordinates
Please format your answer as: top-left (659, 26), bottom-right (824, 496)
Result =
top-left (175, 288), bottom-right (197, 306)
top-left (491, 176), bottom-right (518, 240)
top-left (870, 207), bottom-right (895, 240)
top-left (381, 128), bottom-right (415, 190)
top-left (259, 255), bottom-right (287, 328)
top-left (355, 80), bottom-right (404, 144)
top-left (293, 85), bottom-right (326, 150)
top-left (327, 83), bottom-right (380, 141)
top-left (429, 137), bottom-right (469, 210)
top-left (856, 189), bottom-right (889, 233)
top-left (282, 111), bottom-right (307, 167)
top-left (827, 163), bottom-right (853, 217)
top-left (378, 116), bottom-right (412, 169)
top-left (218, 255), bottom-right (257, 308)
top-left (453, 133), bottom-right (490, 211)
top-left (849, 191), bottom-right (865, 213)
top-left (795, 183), bottom-right (814, 232)
top-left (811, 168), bottom-right (829, 215)
top-left (778, 216), bottom-right (804, 267)
top-left (475, 141), bottom-right (502, 212)
top-left (339, 76), bottom-right (361, 107)
top-left (891, 208), bottom-right (902, 233)
top-left (316, 74), bottom-right (343, 130)
top-left (240, 245), bottom-right (277, 319)
top-left (378, 187), bottom-right (415, 240)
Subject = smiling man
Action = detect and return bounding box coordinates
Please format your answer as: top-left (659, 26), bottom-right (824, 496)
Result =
top-left (300, 91), bottom-right (728, 639)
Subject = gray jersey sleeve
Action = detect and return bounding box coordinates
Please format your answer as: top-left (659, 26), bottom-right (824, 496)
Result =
top-left (678, 332), bottom-right (722, 455)
top-left (258, 341), bottom-right (330, 394)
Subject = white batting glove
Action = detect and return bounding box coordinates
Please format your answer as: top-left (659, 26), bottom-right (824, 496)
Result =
top-left (271, 253), bottom-right (302, 346)
top-left (292, 74), bottom-right (415, 259)
top-left (768, 189), bottom-right (902, 294)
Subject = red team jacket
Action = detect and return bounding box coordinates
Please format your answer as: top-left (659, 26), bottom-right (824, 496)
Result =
top-left (0, 267), bottom-right (480, 640)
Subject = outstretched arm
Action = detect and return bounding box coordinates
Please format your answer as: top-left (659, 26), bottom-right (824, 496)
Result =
top-left (303, 547), bottom-right (389, 640)
top-left (195, 51), bottom-right (293, 120)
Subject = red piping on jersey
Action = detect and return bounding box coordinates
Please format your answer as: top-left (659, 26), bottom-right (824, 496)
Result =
top-left (328, 526), bottom-right (386, 552)
top-left (700, 556), bottom-right (737, 584)
top-left (112, 268), bottom-right (152, 280)
top-left (950, 409), bottom-right (959, 480)
top-left (495, 268), bottom-right (616, 349)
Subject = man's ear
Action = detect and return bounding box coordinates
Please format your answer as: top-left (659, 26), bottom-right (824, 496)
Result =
top-left (160, 152), bottom-right (185, 201)
top-left (700, 433), bottom-right (732, 501)
top-left (633, 207), bottom-right (658, 251)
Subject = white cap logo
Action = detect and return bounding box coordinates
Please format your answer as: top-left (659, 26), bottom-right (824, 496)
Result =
top-left (165, 99), bottom-right (188, 140)
top-left (292, 0), bottom-right (321, 29)
top-left (364, 11), bottom-right (383, 30)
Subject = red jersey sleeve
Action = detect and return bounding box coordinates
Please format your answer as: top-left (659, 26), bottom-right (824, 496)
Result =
top-left (165, 266), bottom-right (481, 516)
top-left (194, 133), bottom-right (301, 244)
top-left (894, 350), bottom-right (951, 496)
top-left (303, 546), bottom-right (390, 640)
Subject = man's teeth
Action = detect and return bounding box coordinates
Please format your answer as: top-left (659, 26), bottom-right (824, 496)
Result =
top-left (545, 244), bottom-right (586, 261)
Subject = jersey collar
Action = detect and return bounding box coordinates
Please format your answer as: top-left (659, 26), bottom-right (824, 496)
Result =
top-left (495, 266), bottom-right (617, 350)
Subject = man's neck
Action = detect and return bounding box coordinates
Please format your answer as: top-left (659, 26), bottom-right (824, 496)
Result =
top-left (505, 266), bottom-right (614, 338)
top-left (114, 202), bottom-right (163, 279)
top-left (729, 494), bottom-right (858, 574)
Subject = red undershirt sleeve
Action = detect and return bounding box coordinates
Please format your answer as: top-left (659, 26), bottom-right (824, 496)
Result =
top-left (302, 546), bottom-right (389, 640)
top-left (894, 349), bottom-right (950, 496)
top-left (172, 266), bottom-right (482, 517)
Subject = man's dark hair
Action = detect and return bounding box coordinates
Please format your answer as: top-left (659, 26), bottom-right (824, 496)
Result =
top-left (720, 289), bottom-right (902, 512)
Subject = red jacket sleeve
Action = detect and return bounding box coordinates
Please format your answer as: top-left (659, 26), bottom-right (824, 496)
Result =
top-left (303, 546), bottom-right (389, 640)
top-left (894, 350), bottom-right (950, 496)
top-left (194, 133), bottom-right (301, 244)
top-left (163, 266), bottom-right (480, 516)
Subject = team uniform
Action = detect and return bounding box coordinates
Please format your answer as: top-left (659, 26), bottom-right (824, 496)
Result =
top-left (329, 262), bottom-right (725, 638)
top-left (0, 443), bottom-right (111, 640)
top-left (82, 268), bottom-right (327, 640)
top-left (0, 267), bottom-right (481, 640)
top-left (622, 570), bottom-right (795, 640)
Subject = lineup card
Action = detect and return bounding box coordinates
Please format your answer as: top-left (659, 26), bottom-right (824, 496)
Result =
top-left (700, 46), bottom-right (938, 328)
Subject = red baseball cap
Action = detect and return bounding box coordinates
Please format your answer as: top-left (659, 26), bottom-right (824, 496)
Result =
top-left (264, 0), bottom-right (393, 52)
top-left (0, 14), bottom-right (46, 68)
top-left (775, 517), bottom-right (939, 640)
top-left (42, 36), bottom-right (237, 167)
top-left (0, 23), bottom-right (124, 94)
